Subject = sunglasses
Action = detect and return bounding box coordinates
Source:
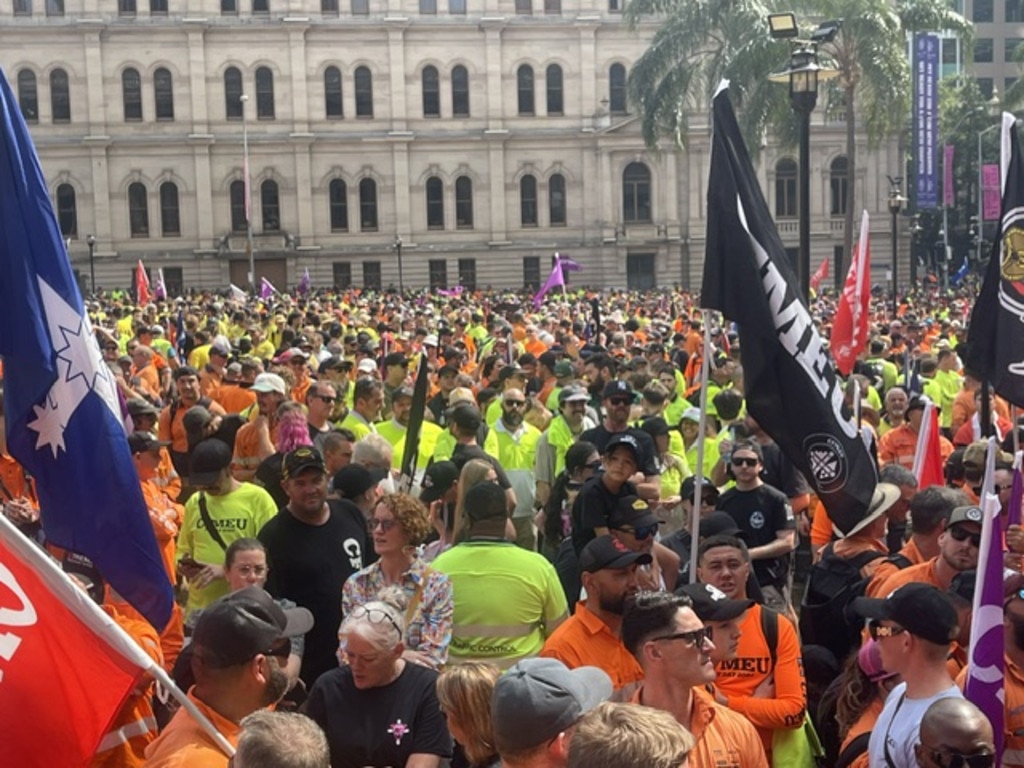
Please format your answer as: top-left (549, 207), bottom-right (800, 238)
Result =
top-left (314, 395), bottom-right (337, 404)
top-left (261, 637), bottom-right (292, 660)
top-left (651, 626), bottom-right (712, 647)
top-left (927, 749), bottom-right (995, 768)
top-left (949, 526), bottom-right (981, 548)
top-left (362, 607), bottom-right (403, 637)
top-left (608, 397), bottom-right (632, 406)
top-left (504, 400), bottom-right (527, 408)
top-left (615, 524), bottom-right (658, 540)
top-left (700, 495), bottom-right (718, 505)
top-left (584, 461), bottom-right (603, 471)
top-left (868, 620), bottom-right (907, 641)
top-left (731, 456), bottom-right (759, 467)
top-left (370, 517), bottom-right (397, 533)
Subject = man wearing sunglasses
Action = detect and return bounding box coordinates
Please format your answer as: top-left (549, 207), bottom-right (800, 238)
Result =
top-left (915, 698), bottom-right (995, 768)
top-left (852, 583), bottom-right (963, 768)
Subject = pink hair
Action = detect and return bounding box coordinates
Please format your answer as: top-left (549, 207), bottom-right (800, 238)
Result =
top-left (275, 407), bottom-right (313, 453)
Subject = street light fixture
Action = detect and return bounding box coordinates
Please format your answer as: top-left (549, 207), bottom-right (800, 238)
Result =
top-left (977, 89), bottom-right (1002, 266)
top-left (86, 233), bottom-right (96, 295)
top-left (887, 177), bottom-right (905, 316)
top-left (769, 15), bottom-right (840, 303)
top-left (240, 93), bottom-right (255, 293)
top-left (393, 234), bottom-right (404, 293)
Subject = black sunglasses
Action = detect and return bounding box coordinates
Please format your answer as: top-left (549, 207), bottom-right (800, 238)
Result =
top-left (927, 748), bottom-right (995, 768)
top-left (584, 461), bottom-right (603, 470)
top-left (608, 397), bottom-right (632, 406)
top-left (261, 637), bottom-right (292, 660)
top-left (614, 524), bottom-right (658, 540)
top-left (949, 526), bottom-right (981, 548)
top-left (731, 456), bottom-right (758, 467)
top-left (651, 626), bottom-right (712, 647)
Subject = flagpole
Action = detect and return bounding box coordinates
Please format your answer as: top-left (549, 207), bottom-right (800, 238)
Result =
top-left (911, 401), bottom-right (934, 480)
top-left (240, 93), bottom-right (255, 294)
top-left (688, 310), bottom-right (714, 585)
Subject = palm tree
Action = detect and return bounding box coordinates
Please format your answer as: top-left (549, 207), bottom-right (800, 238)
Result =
top-left (625, 0), bottom-right (970, 277)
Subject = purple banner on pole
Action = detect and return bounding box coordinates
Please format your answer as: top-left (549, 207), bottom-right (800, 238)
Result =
top-left (943, 144), bottom-right (955, 206)
top-left (914, 33), bottom-right (940, 209)
top-left (983, 164), bottom-right (1002, 220)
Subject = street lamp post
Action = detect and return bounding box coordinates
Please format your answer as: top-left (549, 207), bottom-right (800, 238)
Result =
top-left (977, 90), bottom-right (1002, 266)
top-left (240, 93), bottom-right (255, 293)
top-left (393, 234), bottom-right (404, 293)
top-left (887, 177), bottom-right (904, 316)
top-left (86, 233), bottom-right (96, 295)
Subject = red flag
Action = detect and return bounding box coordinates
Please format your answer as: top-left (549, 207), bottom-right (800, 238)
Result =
top-left (912, 401), bottom-right (945, 489)
top-left (809, 257), bottom-right (829, 293)
top-left (0, 515), bottom-right (155, 765)
top-left (830, 210), bottom-right (872, 375)
top-left (135, 259), bottom-right (150, 306)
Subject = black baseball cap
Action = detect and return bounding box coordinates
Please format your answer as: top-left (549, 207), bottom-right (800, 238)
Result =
top-left (675, 582), bottom-right (754, 622)
top-left (602, 380), bottom-right (634, 400)
top-left (579, 534), bottom-right (652, 573)
top-left (282, 447), bottom-right (325, 479)
top-left (604, 433), bottom-right (642, 463)
top-left (681, 476), bottom-right (719, 501)
top-left (127, 431), bottom-right (168, 454)
top-left (851, 582), bottom-right (959, 646)
top-left (419, 461), bottom-right (459, 504)
top-left (384, 352), bottom-right (409, 368)
top-left (607, 495), bottom-right (662, 530)
top-left (699, 511), bottom-right (742, 539)
top-left (332, 464), bottom-right (386, 499)
top-left (189, 439), bottom-right (232, 486)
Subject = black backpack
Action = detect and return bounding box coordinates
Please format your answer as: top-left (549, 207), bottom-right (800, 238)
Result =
top-left (799, 543), bottom-right (885, 663)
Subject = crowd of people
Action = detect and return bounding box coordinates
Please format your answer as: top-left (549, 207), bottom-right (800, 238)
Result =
top-left (0, 281), bottom-right (1013, 768)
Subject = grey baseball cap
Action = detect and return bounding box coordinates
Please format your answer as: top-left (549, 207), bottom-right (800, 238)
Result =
top-left (492, 658), bottom-right (612, 754)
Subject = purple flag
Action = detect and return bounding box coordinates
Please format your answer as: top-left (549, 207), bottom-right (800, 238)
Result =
top-left (559, 254), bottom-right (582, 272)
top-left (154, 267), bottom-right (167, 300)
top-left (438, 285), bottom-right (464, 297)
top-left (532, 257), bottom-right (565, 309)
top-left (965, 488), bottom-right (1005, 762)
top-left (983, 164), bottom-right (1001, 220)
top-left (298, 267), bottom-right (310, 295)
top-left (943, 144), bottom-right (954, 206)
top-left (259, 276), bottom-right (276, 299)
top-left (1009, 460), bottom-right (1023, 528)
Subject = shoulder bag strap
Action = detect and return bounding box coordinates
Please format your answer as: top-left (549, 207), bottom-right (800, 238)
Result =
top-left (197, 493), bottom-right (229, 551)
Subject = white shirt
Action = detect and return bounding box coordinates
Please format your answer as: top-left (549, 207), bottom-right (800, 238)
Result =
top-left (868, 681), bottom-right (962, 768)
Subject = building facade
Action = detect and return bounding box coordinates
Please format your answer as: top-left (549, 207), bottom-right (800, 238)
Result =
top-left (1, 0), bottom-right (903, 292)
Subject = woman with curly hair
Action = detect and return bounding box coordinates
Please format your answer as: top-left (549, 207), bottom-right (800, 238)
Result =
top-left (436, 663), bottom-right (502, 768)
top-left (343, 492), bottom-right (453, 669)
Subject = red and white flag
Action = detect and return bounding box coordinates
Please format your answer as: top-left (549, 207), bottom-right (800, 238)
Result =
top-left (0, 514), bottom-right (156, 765)
top-left (135, 259), bottom-right (150, 306)
top-left (809, 257), bottom-right (829, 294)
top-left (831, 210), bottom-right (872, 375)
top-left (912, 400), bottom-right (946, 489)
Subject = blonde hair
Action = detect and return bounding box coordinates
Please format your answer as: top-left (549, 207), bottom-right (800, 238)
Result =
top-left (436, 663), bottom-right (502, 765)
top-left (377, 492), bottom-right (433, 546)
top-left (567, 702), bottom-right (695, 768)
top-left (453, 458), bottom-right (498, 542)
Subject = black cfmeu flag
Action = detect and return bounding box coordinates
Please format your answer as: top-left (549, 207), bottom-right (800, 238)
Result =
top-left (701, 84), bottom-right (877, 535)
top-left (966, 115), bottom-right (1024, 408)
top-left (398, 352), bottom-right (430, 493)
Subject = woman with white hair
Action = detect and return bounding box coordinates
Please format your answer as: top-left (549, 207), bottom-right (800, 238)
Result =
top-left (304, 590), bottom-right (452, 768)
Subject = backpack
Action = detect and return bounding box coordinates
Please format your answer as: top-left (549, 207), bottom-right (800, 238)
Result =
top-left (798, 543), bottom-right (886, 663)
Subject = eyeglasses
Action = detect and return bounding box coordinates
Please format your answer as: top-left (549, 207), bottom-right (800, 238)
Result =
top-left (731, 456), bottom-right (759, 467)
top-left (608, 397), bottom-right (632, 406)
top-left (926, 748), bottom-right (995, 768)
top-left (314, 395), bottom-right (337, 404)
top-left (370, 517), bottom-right (397, 533)
top-left (868, 621), bottom-right (907, 640)
top-left (504, 400), bottom-right (527, 408)
top-left (949, 526), bottom-right (981, 548)
top-left (361, 607), bottom-right (403, 637)
top-left (700, 495), bottom-right (718, 505)
top-left (615, 524), bottom-right (658, 540)
top-left (651, 626), bottom-right (712, 647)
top-left (584, 461), bottom-right (603, 471)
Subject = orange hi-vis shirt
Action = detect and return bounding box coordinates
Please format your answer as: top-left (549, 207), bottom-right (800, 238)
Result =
top-left (143, 689), bottom-right (241, 767)
top-left (216, 383), bottom-right (257, 415)
top-left (156, 447), bottom-right (182, 501)
top-left (158, 398), bottom-right (227, 453)
top-left (873, 555), bottom-right (945, 597)
top-left (0, 452), bottom-right (37, 507)
top-left (291, 376), bottom-right (312, 405)
top-left (714, 604), bottom-right (807, 758)
top-left (631, 684), bottom-right (768, 768)
top-left (232, 420), bottom-right (278, 476)
top-left (877, 423), bottom-right (953, 472)
top-left (866, 538), bottom-right (926, 597)
top-left (134, 364), bottom-right (162, 403)
top-left (198, 367), bottom-right (223, 401)
top-left (539, 601), bottom-right (644, 690)
top-left (957, 654), bottom-right (1024, 767)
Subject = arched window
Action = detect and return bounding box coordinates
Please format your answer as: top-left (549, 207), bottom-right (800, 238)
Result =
top-left (261, 180), bottom-right (280, 231)
top-left (128, 182), bottom-right (149, 237)
top-left (545, 64), bottom-right (563, 115)
top-left (50, 68), bottom-right (70, 123)
top-left (622, 162), bottom-right (651, 223)
top-left (422, 66), bottom-right (440, 117)
top-left (609, 63), bottom-right (627, 114)
top-left (329, 179), bottom-right (348, 231)
top-left (17, 70), bottom-right (37, 123)
top-left (830, 156), bottom-right (848, 216)
top-left (154, 68), bottom-right (174, 120)
top-left (359, 178), bottom-right (378, 231)
top-left (230, 180), bottom-right (247, 232)
top-left (455, 176), bottom-right (473, 229)
top-left (426, 176), bottom-right (444, 229)
top-left (517, 65), bottom-right (534, 115)
top-left (255, 67), bottom-right (274, 119)
top-left (324, 66), bottom-right (343, 118)
top-left (452, 65), bottom-right (469, 117)
top-left (520, 174), bottom-right (538, 227)
top-left (56, 183), bottom-right (77, 238)
top-left (354, 66), bottom-right (373, 117)
top-left (160, 182), bottom-right (180, 236)
top-left (549, 173), bottom-right (566, 226)
top-left (775, 159), bottom-right (798, 218)
top-left (225, 67), bottom-right (243, 119)
top-left (122, 68), bottom-right (142, 121)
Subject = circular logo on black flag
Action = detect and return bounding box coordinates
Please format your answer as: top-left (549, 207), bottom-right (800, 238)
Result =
top-left (802, 433), bottom-right (848, 493)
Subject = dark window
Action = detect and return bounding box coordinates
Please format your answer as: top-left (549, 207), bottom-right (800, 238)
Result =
top-left (452, 65), bottom-right (470, 116)
top-left (515, 0), bottom-right (530, 13)
top-left (626, 253), bottom-right (656, 290)
top-left (974, 0), bottom-right (993, 21)
top-left (160, 182), bottom-right (180, 236)
top-left (523, 256), bottom-right (541, 289)
top-left (420, 0), bottom-right (436, 12)
top-left (221, 0), bottom-right (237, 13)
top-left (322, 0), bottom-right (338, 13)
top-left (325, 66), bottom-right (343, 118)
top-left (50, 68), bottom-right (70, 123)
top-left (544, 0), bottom-right (560, 13)
top-left (119, 0), bottom-right (136, 15)
top-left (329, 179), bottom-right (348, 231)
top-left (363, 260), bottom-right (381, 290)
top-left (253, 0), bottom-right (269, 13)
top-left (261, 180), bottom-right (280, 231)
top-left (546, 64), bottom-right (563, 115)
top-left (359, 178), bottom-right (378, 231)
top-left (162, 267), bottom-right (183, 297)
top-left (17, 70), bottom-right (37, 123)
top-left (1010, 0), bottom-right (1024, 22)
top-left (609, 63), bottom-right (627, 113)
top-left (975, 38), bottom-right (994, 62)
top-left (609, 0), bottom-right (620, 12)
top-left (154, 68), bottom-right (174, 120)
top-left (426, 176), bottom-right (445, 229)
top-left (150, 0), bottom-right (167, 15)
top-left (977, 77), bottom-right (994, 98)
top-left (520, 174), bottom-right (538, 226)
top-left (128, 182), bottom-right (149, 237)
top-left (56, 183), bottom-right (77, 238)
top-left (355, 66), bottom-right (373, 117)
top-left (13, 0), bottom-right (31, 16)
top-left (829, 156), bottom-right (848, 216)
top-left (775, 158), bottom-right (797, 218)
top-left (230, 180), bottom-right (247, 232)
top-left (256, 67), bottom-right (274, 119)
top-left (622, 162), bottom-right (651, 223)
top-left (517, 65), bottom-right (534, 115)
top-left (449, 0), bottom-right (465, 12)
top-left (549, 173), bottom-right (566, 226)
top-left (455, 176), bottom-right (473, 229)
top-left (429, 259), bottom-right (447, 288)
top-left (122, 68), bottom-right (142, 121)
top-left (46, 0), bottom-right (63, 15)
top-left (1006, 38), bottom-right (1024, 61)
top-left (333, 261), bottom-right (352, 288)
top-left (422, 66), bottom-right (440, 117)
top-left (352, 0), bottom-right (368, 15)
top-left (458, 258), bottom-right (476, 290)
top-left (942, 38), bottom-right (959, 65)
top-left (225, 67), bottom-right (243, 119)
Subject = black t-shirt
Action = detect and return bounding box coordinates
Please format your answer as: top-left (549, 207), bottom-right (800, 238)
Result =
top-left (578, 425), bottom-right (660, 477)
top-left (451, 443), bottom-right (512, 489)
top-left (426, 392), bottom-right (449, 425)
top-left (258, 499), bottom-right (371, 685)
top-left (716, 483), bottom-right (795, 589)
top-left (305, 663), bottom-right (453, 768)
top-left (759, 441), bottom-right (809, 499)
top-left (569, 474), bottom-right (637, 555)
